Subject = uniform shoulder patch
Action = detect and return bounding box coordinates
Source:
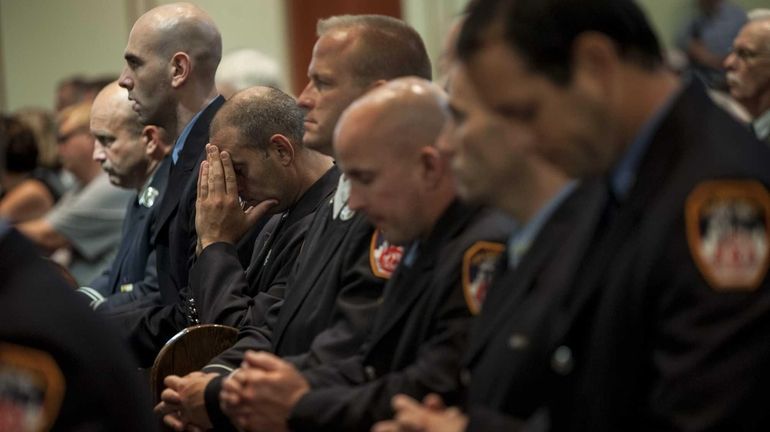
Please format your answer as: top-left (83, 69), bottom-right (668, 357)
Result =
top-left (370, 229), bottom-right (403, 279)
top-left (463, 241), bottom-right (505, 314)
top-left (686, 180), bottom-right (770, 292)
top-left (0, 343), bottom-right (65, 431)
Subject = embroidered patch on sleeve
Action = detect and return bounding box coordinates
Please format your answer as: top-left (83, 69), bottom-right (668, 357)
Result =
top-left (0, 343), bottom-right (65, 432)
top-left (463, 241), bottom-right (505, 314)
top-left (370, 229), bottom-right (403, 279)
top-left (685, 180), bottom-right (770, 292)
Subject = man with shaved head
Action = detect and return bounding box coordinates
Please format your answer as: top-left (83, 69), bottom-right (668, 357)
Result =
top-left (76, 81), bottom-right (171, 311)
top-left (218, 78), bottom-right (512, 432)
top-left (18, 102), bottom-right (134, 285)
top-left (725, 12), bottom-right (770, 143)
top-left (115, 2), bottom-right (226, 362)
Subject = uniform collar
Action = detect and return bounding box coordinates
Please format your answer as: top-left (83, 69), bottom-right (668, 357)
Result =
top-left (507, 181), bottom-right (577, 269)
top-left (752, 109), bottom-right (770, 142)
top-left (609, 80), bottom-right (684, 202)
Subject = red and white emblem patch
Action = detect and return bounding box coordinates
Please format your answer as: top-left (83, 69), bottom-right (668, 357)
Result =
top-left (370, 229), bottom-right (403, 279)
top-left (0, 343), bottom-right (65, 432)
top-left (686, 180), bottom-right (770, 292)
top-left (462, 241), bottom-right (505, 314)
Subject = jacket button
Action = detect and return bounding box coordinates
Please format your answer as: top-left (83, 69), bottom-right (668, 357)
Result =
top-left (551, 345), bottom-right (574, 375)
top-left (460, 369), bottom-right (471, 386)
top-left (364, 365), bottom-right (377, 381)
top-left (508, 333), bottom-right (529, 350)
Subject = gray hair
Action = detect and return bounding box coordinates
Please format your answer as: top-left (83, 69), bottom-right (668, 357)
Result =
top-left (211, 86), bottom-right (304, 153)
top-left (748, 9), bottom-right (770, 22)
top-left (216, 49), bottom-right (283, 93)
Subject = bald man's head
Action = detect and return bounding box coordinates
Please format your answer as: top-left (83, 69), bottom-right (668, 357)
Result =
top-left (91, 81), bottom-right (166, 190)
top-left (119, 2), bottom-right (221, 128)
top-left (334, 77), bottom-right (452, 245)
top-left (335, 77), bottom-right (447, 159)
top-left (132, 3), bottom-right (221, 79)
top-left (92, 82), bottom-right (141, 138)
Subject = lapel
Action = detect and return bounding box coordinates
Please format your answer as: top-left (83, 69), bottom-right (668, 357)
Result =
top-left (154, 95), bottom-right (225, 238)
top-left (365, 201), bottom-right (476, 351)
top-left (245, 215), bottom-right (283, 285)
top-left (551, 83), bottom-right (702, 344)
top-left (272, 205), bottom-right (360, 344)
top-left (106, 199), bottom-right (142, 290)
top-left (465, 182), bottom-right (605, 362)
top-left (107, 157), bottom-right (173, 290)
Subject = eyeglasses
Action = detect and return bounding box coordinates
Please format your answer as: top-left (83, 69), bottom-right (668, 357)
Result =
top-left (56, 127), bottom-right (90, 144)
top-left (731, 47), bottom-right (770, 63)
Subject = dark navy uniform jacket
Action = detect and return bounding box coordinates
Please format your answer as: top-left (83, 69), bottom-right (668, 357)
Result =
top-left (110, 96), bottom-right (228, 366)
top-left (0, 223), bottom-right (157, 431)
top-left (82, 156), bottom-right (171, 311)
top-left (190, 166), bottom-right (340, 327)
top-left (464, 80), bottom-right (770, 431)
top-left (287, 201), bottom-right (513, 432)
top-left (202, 175), bottom-right (397, 430)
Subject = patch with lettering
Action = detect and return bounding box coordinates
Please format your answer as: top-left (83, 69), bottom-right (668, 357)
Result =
top-left (0, 343), bottom-right (65, 431)
top-left (369, 229), bottom-right (403, 279)
top-left (686, 180), bottom-right (770, 291)
top-left (463, 241), bottom-right (505, 314)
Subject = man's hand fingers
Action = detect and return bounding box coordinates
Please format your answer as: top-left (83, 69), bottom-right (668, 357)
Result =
top-left (206, 144), bottom-right (225, 196)
top-left (164, 374), bottom-right (184, 389)
top-left (220, 151), bottom-right (238, 198)
top-left (422, 393), bottom-right (446, 410)
top-left (392, 394), bottom-right (422, 412)
top-left (371, 420), bottom-right (401, 432)
top-left (198, 161), bottom-right (209, 201)
top-left (242, 350), bottom-right (284, 372)
top-left (162, 412), bottom-right (186, 431)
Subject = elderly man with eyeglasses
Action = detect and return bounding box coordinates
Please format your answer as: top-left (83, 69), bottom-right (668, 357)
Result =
top-left (725, 9), bottom-right (770, 144)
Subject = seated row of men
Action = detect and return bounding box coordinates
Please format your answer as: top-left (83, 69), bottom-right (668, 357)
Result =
top-left (3, 0), bottom-right (770, 431)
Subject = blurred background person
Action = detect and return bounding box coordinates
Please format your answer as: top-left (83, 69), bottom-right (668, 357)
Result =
top-left (725, 9), bottom-right (770, 143)
top-left (677, 0), bottom-right (747, 89)
top-left (0, 116), bottom-right (58, 222)
top-left (54, 74), bottom-right (116, 115)
top-left (55, 76), bottom-right (90, 115)
top-left (15, 108), bottom-right (61, 172)
top-left (215, 48), bottom-right (284, 98)
top-left (17, 101), bottom-right (133, 285)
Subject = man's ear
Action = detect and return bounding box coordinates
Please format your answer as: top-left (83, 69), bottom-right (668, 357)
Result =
top-left (419, 146), bottom-right (444, 188)
top-left (570, 31), bottom-right (619, 96)
top-left (142, 125), bottom-right (171, 159)
top-left (170, 52), bottom-right (192, 88)
top-left (270, 134), bottom-right (295, 166)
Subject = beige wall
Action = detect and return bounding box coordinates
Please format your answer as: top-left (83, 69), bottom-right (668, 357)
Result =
top-left (638, 0), bottom-right (769, 49)
top-left (402, 0), bottom-right (468, 80)
top-left (1, 0), bottom-right (768, 112)
top-left (0, 0), bottom-right (129, 112)
top-left (0, 0), bottom-right (288, 112)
